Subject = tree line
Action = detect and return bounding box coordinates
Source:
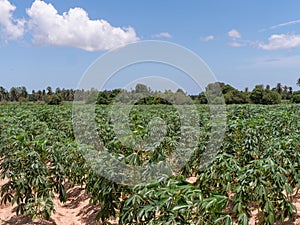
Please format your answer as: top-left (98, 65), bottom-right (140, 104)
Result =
top-left (0, 86), bottom-right (80, 105)
top-left (1, 81), bottom-right (300, 105)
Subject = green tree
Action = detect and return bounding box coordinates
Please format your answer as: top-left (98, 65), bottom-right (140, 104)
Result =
top-left (86, 89), bottom-right (99, 104)
top-left (292, 91), bottom-right (300, 103)
top-left (47, 86), bottom-right (53, 95)
top-left (225, 90), bottom-right (249, 104)
top-left (174, 92), bottom-right (190, 104)
top-left (55, 87), bottom-right (61, 95)
top-left (135, 83), bottom-right (149, 93)
top-left (205, 82), bottom-right (224, 104)
top-left (262, 90), bottom-right (281, 104)
top-left (276, 83), bottom-right (282, 94)
top-left (250, 85), bottom-right (264, 104)
top-left (0, 86), bottom-right (8, 101)
top-left (9, 87), bottom-right (19, 101)
top-left (222, 84), bottom-right (236, 94)
top-left (198, 92), bottom-right (208, 104)
top-left (96, 89), bottom-right (120, 104)
top-left (45, 93), bottom-right (62, 105)
top-left (297, 78), bottom-right (300, 87)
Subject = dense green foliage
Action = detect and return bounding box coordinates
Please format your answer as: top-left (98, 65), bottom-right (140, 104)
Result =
top-left (292, 91), bottom-right (300, 103)
top-left (0, 81), bottom-right (296, 105)
top-left (0, 105), bottom-right (86, 220)
top-left (1, 103), bottom-right (300, 224)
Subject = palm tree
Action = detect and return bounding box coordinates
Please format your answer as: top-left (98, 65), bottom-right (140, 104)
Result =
top-left (47, 86), bottom-right (53, 95)
top-left (20, 86), bottom-right (28, 99)
top-left (276, 83), bottom-right (282, 94)
top-left (9, 87), bottom-right (18, 101)
top-left (297, 78), bottom-right (300, 87)
top-left (0, 86), bottom-right (6, 101)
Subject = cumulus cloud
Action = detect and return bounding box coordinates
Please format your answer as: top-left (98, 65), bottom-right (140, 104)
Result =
top-left (152, 32), bottom-right (172, 38)
top-left (259, 33), bottom-right (300, 50)
top-left (200, 35), bottom-right (214, 41)
top-left (0, 0), bottom-right (25, 41)
top-left (228, 29), bottom-right (241, 39)
top-left (26, 0), bottom-right (139, 51)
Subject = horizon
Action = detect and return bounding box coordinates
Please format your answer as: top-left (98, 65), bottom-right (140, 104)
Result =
top-left (0, 80), bottom-right (298, 95)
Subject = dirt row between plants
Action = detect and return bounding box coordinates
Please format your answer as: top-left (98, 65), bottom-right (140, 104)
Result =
top-left (0, 177), bottom-right (300, 225)
top-left (0, 178), bottom-right (117, 225)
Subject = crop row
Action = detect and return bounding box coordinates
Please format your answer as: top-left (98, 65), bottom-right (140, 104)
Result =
top-left (0, 103), bottom-right (300, 224)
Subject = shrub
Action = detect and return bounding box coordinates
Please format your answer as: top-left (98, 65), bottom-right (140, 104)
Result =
top-left (292, 91), bottom-right (300, 103)
top-left (46, 94), bottom-right (62, 105)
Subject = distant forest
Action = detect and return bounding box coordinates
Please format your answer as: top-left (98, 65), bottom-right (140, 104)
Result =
top-left (1, 81), bottom-right (300, 105)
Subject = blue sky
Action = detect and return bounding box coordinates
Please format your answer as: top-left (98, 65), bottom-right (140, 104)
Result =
top-left (1, 0), bottom-right (300, 94)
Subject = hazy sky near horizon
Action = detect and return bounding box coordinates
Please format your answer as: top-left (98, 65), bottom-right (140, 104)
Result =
top-left (1, 0), bottom-right (300, 94)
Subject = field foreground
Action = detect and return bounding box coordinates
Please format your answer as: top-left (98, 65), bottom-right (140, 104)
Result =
top-left (0, 178), bottom-right (118, 225)
top-left (2, 104), bottom-right (300, 224)
top-left (1, 178), bottom-right (300, 225)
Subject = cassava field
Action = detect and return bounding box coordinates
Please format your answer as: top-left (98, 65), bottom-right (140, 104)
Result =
top-left (1, 103), bottom-right (300, 225)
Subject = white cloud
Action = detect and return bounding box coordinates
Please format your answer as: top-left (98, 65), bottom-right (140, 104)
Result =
top-left (241, 54), bottom-right (300, 69)
top-left (259, 33), bottom-right (300, 50)
top-left (228, 29), bottom-right (241, 39)
top-left (26, 0), bottom-right (139, 51)
top-left (259, 19), bottom-right (300, 32)
top-left (229, 41), bottom-right (245, 47)
top-left (0, 0), bottom-right (25, 41)
top-left (200, 35), bottom-right (214, 41)
top-left (152, 32), bottom-right (172, 39)
top-left (270, 19), bottom-right (300, 30)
